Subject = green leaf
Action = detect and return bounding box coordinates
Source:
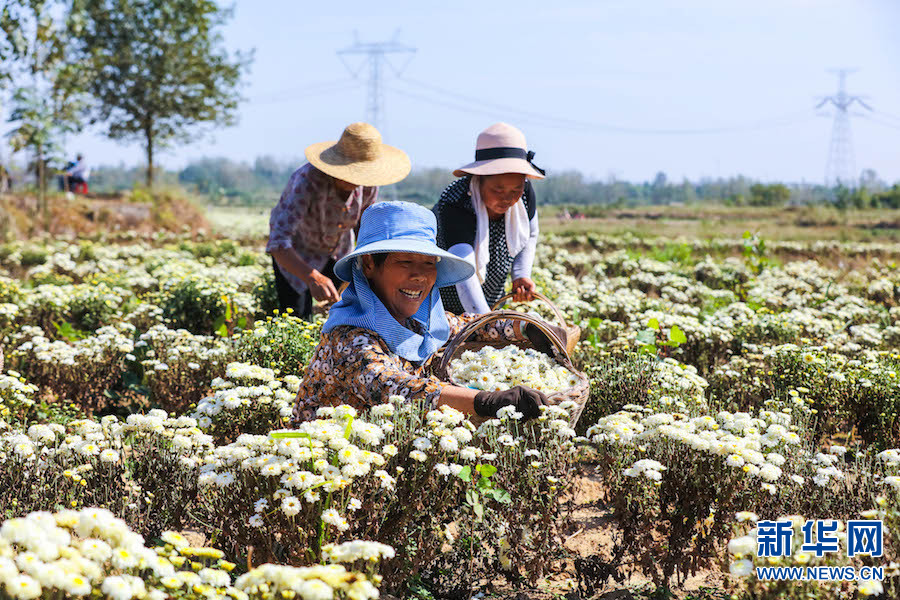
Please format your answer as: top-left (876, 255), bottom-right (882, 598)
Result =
top-left (743, 230), bottom-right (752, 239)
top-left (237, 316), bottom-right (247, 329)
top-left (588, 317), bottom-right (601, 329)
top-left (473, 501), bottom-right (484, 521)
top-left (52, 320), bottom-right (88, 341)
top-left (213, 314), bottom-right (227, 336)
top-left (343, 415), bottom-right (354, 440)
top-left (476, 464), bottom-right (497, 478)
top-left (668, 325), bottom-right (687, 344)
top-left (457, 465), bottom-right (471, 482)
top-left (491, 489), bottom-right (512, 504)
top-left (269, 431), bottom-right (311, 439)
top-left (647, 318), bottom-right (660, 330)
top-left (636, 329), bottom-right (657, 345)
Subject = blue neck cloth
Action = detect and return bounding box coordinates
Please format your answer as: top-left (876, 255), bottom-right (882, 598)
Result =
top-left (323, 260), bottom-right (451, 363)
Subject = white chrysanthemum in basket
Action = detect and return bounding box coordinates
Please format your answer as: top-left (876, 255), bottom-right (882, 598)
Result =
top-left (450, 345), bottom-right (578, 393)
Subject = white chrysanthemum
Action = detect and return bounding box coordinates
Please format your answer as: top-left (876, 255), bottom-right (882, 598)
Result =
top-left (728, 536), bottom-right (756, 556)
top-left (758, 463), bottom-right (782, 482)
top-left (729, 559), bottom-right (753, 577)
top-left (858, 579), bottom-right (884, 597)
top-left (101, 576), bottom-right (134, 600)
top-left (321, 508), bottom-right (349, 531)
top-left (725, 454), bottom-right (745, 468)
top-left (459, 446), bottom-right (479, 461)
top-left (438, 436), bottom-right (459, 453)
top-left (9, 575), bottom-right (42, 600)
top-left (412, 437), bottom-right (432, 451)
top-left (161, 531), bottom-right (189, 548)
top-left (281, 496), bottom-right (301, 517)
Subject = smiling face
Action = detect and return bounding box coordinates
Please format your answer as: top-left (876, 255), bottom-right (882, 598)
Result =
top-left (480, 173), bottom-right (527, 219)
top-left (361, 252), bottom-right (438, 323)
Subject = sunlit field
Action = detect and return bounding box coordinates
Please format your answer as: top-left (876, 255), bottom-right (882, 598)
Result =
top-left (2, 220), bottom-right (900, 599)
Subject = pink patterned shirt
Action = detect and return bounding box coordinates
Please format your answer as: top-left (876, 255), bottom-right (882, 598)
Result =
top-left (266, 164), bottom-right (379, 294)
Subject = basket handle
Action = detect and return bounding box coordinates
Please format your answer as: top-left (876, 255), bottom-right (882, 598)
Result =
top-left (437, 310), bottom-right (571, 380)
top-left (491, 291), bottom-right (568, 327)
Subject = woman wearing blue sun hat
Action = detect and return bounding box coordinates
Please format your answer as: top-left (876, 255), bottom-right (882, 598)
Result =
top-left (292, 201), bottom-right (550, 423)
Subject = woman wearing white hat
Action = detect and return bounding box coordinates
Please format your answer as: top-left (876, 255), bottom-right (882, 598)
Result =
top-left (267, 122), bottom-right (411, 319)
top-left (291, 201), bottom-right (549, 423)
top-left (433, 123), bottom-right (545, 315)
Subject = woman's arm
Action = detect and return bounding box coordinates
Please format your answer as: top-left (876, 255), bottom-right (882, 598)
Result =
top-left (448, 243), bottom-right (490, 314)
top-left (437, 385), bottom-right (479, 414)
top-left (267, 172), bottom-right (340, 302)
top-left (511, 182), bottom-right (539, 300)
top-left (511, 213), bottom-right (539, 301)
top-left (439, 384), bottom-right (546, 419)
top-left (270, 247), bottom-right (340, 302)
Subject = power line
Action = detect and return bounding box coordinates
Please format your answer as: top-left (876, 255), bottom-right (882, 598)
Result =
top-left (873, 109), bottom-right (900, 123)
top-left (252, 77), bottom-right (359, 102)
top-left (388, 79), bottom-right (813, 136)
top-left (861, 114), bottom-right (900, 132)
top-left (250, 79), bottom-right (361, 104)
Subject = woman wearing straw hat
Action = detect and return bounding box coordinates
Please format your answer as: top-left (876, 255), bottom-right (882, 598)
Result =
top-left (267, 122), bottom-right (410, 319)
top-left (433, 122), bottom-right (545, 315)
top-left (291, 200), bottom-right (550, 423)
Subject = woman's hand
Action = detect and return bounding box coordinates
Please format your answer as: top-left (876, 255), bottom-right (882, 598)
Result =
top-left (523, 322), bottom-right (567, 357)
top-left (473, 385), bottom-right (547, 420)
top-left (511, 277), bottom-right (536, 302)
top-left (307, 270), bottom-right (341, 303)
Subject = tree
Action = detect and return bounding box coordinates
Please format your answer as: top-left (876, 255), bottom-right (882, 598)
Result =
top-left (2, 0), bottom-right (86, 219)
top-left (748, 183), bottom-right (790, 207)
top-left (71, 0), bottom-right (252, 187)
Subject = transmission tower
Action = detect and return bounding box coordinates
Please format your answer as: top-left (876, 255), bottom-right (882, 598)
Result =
top-left (817, 69), bottom-right (871, 188)
top-left (337, 31), bottom-right (416, 140)
top-left (337, 32), bottom-right (415, 199)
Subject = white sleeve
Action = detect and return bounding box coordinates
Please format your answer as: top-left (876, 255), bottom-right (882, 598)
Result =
top-left (448, 243), bottom-right (490, 314)
top-left (511, 213), bottom-right (539, 280)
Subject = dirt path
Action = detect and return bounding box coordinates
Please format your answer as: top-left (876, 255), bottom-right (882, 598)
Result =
top-left (482, 467), bottom-right (728, 599)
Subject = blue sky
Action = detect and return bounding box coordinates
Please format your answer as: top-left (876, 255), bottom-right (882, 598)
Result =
top-left (49, 0), bottom-right (900, 183)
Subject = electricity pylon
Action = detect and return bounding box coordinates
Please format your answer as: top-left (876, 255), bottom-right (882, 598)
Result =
top-left (817, 69), bottom-right (871, 188)
top-left (337, 32), bottom-right (415, 199)
top-left (337, 31), bottom-right (416, 139)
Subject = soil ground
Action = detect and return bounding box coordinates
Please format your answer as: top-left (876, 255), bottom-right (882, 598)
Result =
top-left (469, 466), bottom-right (730, 600)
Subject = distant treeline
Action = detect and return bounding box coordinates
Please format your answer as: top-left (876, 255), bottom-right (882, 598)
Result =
top-left (80, 157), bottom-right (900, 209)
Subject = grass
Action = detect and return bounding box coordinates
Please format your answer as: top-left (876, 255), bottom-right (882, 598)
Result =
top-left (204, 205), bottom-right (271, 239)
top-left (541, 204), bottom-right (900, 242)
top-left (121, 201), bottom-right (900, 248)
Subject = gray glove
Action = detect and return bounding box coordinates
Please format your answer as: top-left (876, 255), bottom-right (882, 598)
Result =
top-left (473, 385), bottom-right (547, 420)
top-left (523, 322), bottom-right (567, 357)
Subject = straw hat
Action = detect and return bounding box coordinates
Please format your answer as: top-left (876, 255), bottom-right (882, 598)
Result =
top-left (333, 201), bottom-right (475, 287)
top-left (453, 122), bottom-right (545, 179)
top-left (305, 122), bottom-right (411, 186)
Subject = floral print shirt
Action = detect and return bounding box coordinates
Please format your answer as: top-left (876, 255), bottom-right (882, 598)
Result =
top-left (266, 163), bottom-right (379, 295)
top-left (292, 313), bottom-right (520, 424)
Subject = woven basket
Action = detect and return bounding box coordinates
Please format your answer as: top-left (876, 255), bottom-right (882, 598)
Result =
top-left (491, 291), bottom-right (581, 356)
top-left (435, 310), bottom-right (590, 427)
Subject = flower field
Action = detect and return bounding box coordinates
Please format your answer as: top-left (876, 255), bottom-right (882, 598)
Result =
top-left (2, 230), bottom-right (900, 599)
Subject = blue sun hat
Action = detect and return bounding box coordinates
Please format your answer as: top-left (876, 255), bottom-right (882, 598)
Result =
top-left (333, 201), bottom-right (474, 286)
top-left (325, 201), bottom-right (475, 363)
